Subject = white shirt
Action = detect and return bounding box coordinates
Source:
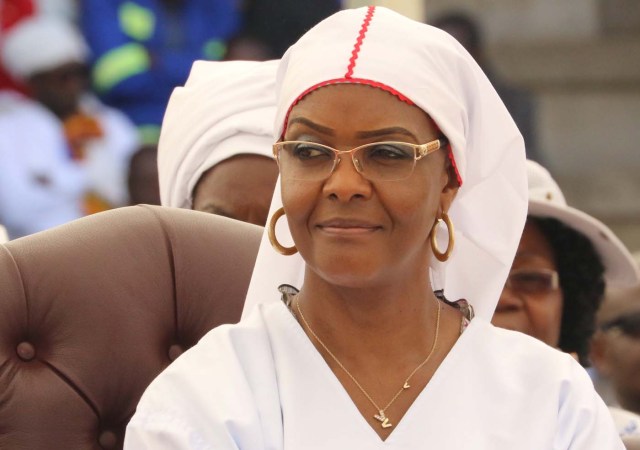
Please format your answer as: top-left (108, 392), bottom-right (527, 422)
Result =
top-left (126, 300), bottom-right (623, 449)
top-left (0, 94), bottom-right (138, 239)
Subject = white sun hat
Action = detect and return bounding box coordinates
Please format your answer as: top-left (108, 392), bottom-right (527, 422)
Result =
top-left (242, 6), bottom-right (528, 321)
top-left (527, 160), bottom-right (639, 287)
top-left (158, 60), bottom-right (278, 209)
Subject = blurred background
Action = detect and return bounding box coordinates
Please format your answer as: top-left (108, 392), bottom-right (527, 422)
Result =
top-left (0, 0), bottom-right (638, 257)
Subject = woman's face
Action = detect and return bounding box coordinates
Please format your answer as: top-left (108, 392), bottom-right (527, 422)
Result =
top-left (492, 219), bottom-right (564, 346)
top-left (192, 154), bottom-right (279, 226)
top-left (281, 84), bottom-right (457, 289)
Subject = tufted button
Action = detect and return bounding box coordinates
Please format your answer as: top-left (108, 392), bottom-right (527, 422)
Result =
top-left (168, 344), bottom-right (184, 361)
top-left (98, 430), bottom-right (118, 449)
top-left (16, 342), bottom-right (36, 361)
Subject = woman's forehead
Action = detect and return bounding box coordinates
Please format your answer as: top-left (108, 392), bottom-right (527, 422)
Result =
top-left (286, 83), bottom-right (436, 138)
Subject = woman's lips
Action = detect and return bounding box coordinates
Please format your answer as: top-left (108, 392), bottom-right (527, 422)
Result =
top-left (316, 219), bottom-right (382, 235)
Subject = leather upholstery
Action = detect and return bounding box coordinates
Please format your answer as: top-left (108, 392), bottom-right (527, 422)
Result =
top-left (0, 205), bottom-right (262, 449)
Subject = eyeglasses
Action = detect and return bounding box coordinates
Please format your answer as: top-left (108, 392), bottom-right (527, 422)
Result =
top-left (272, 137), bottom-right (448, 182)
top-left (600, 311), bottom-right (640, 339)
top-left (504, 268), bottom-right (560, 295)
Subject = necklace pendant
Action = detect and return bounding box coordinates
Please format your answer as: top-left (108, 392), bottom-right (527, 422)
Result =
top-left (403, 382), bottom-right (410, 389)
top-left (374, 411), bottom-right (393, 429)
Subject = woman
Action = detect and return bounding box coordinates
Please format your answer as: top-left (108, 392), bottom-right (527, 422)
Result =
top-left (492, 160), bottom-right (639, 366)
top-left (591, 284), bottom-right (640, 438)
top-left (126, 7), bottom-right (622, 448)
top-left (158, 59), bottom-right (279, 226)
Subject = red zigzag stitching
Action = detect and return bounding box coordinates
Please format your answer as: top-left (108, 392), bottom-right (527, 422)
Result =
top-left (345, 6), bottom-right (375, 79)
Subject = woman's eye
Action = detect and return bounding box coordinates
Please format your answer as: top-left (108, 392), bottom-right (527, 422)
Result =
top-left (515, 273), bottom-right (545, 284)
top-left (292, 143), bottom-right (332, 160)
top-left (367, 144), bottom-right (413, 160)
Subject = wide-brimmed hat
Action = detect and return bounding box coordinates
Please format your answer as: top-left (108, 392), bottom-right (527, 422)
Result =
top-left (527, 160), bottom-right (639, 287)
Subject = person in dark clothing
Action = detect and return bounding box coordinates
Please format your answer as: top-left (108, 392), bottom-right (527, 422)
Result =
top-left (228, 0), bottom-right (342, 60)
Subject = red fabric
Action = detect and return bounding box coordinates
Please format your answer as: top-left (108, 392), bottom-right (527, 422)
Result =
top-left (281, 76), bottom-right (415, 137)
top-left (1, 0), bottom-right (35, 29)
top-left (345, 5), bottom-right (374, 79)
top-left (0, 0), bottom-right (36, 92)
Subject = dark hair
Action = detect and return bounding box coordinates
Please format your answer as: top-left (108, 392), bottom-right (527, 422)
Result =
top-left (531, 217), bottom-right (605, 366)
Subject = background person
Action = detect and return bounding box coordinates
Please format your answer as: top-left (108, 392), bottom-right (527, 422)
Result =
top-left (492, 160), bottom-right (639, 366)
top-left (158, 59), bottom-right (278, 226)
top-left (228, 0), bottom-right (341, 60)
top-left (591, 284), bottom-right (640, 438)
top-left (80, 0), bottom-right (242, 144)
top-left (127, 144), bottom-right (161, 206)
top-left (126, 7), bottom-right (622, 448)
top-left (0, 16), bottom-right (139, 239)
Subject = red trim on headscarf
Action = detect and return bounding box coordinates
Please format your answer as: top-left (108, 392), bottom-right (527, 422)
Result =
top-left (448, 147), bottom-right (462, 186)
top-left (280, 77), bottom-right (414, 139)
top-left (345, 6), bottom-right (375, 79)
top-left (279, 6), bottom-right (464, 186)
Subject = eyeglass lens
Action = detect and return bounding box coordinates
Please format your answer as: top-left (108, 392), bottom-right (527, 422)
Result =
top-left (276, 141), bottom-right (418, 181)
top-left (507, 270), bottom-right (557, 295)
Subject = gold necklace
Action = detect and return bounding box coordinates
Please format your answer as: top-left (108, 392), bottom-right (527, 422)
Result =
top-left (295, 295), bottom-right (441, 429)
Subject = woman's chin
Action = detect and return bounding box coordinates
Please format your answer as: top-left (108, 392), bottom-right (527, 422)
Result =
top-left (309, 259), bottom-right (387, 289)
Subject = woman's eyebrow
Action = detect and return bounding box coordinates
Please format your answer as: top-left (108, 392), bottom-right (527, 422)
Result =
top-left (355, 127), bottom-right (417, 140)
top-left (287, 117), bottom-right (335, 136)
top-left (288, 119), bottom-right (419, 141)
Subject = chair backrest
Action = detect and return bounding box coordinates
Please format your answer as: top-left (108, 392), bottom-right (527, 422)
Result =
top-left (0, 205), bottom-right (262, 449)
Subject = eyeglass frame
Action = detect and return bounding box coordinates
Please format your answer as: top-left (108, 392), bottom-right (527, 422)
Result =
top-left (503, 268), bottom-right (560, 295)
top-left (272, 136), bottom-right (449, 182)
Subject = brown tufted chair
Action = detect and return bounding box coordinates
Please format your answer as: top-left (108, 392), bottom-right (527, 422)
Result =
top-left (0, 205), bottom-right (262, 449)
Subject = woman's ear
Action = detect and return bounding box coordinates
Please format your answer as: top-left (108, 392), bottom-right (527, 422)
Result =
top-left (439, 158), bottom-right (459, 213)
top-left (589, 331), bottom-right (613, 377)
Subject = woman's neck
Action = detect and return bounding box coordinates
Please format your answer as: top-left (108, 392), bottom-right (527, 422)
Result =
top-left (296, 269), bottom-right (441, 357)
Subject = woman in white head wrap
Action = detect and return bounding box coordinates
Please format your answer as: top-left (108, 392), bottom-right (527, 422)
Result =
top-left (158, 60), bottom-right (279, 226)
top-left (126, 7), bottom-right (623, 449)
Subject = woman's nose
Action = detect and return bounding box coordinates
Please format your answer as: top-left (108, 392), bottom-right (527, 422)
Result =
top-left (322, 156), bottom-right (372, 202)
top-left (496, 284), bottom-right (525, 313)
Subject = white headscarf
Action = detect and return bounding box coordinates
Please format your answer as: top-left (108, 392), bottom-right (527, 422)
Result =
top-left (243, 7), bottom-right (528, 320)
top-left (158, 60), bottom-right (278, 209)
top-left (0, 15), bottom-right (89, 81)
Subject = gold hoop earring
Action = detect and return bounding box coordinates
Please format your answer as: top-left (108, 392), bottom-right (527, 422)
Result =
top-left (430, 212), bottom-right (454, 262)
top-left (268, 207), bottom-right (298, 256)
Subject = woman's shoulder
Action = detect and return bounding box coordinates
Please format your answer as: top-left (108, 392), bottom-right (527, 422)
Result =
top-left (463, 318), bottom-right (589, 385)
top-left (455, 319), bottom-right (622, 447)
top-left (125, 305), bottom-right (284, 449)
top-left (141, 305), bottom-right (278, 397)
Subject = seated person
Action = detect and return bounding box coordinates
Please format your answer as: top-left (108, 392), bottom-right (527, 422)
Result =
top-left (0, 16), bottom-right (139, 239)
top-left (126, 7), bottom-right (623, 448)
top-left (591, 284), bottom-right (640, 439)
top-left (158, 60), bottom-right (278, 226)
top-left (492, 160), bottom-right (639, 367)
top-left (81, 0), bottom-right (242, 143)
top-left (127, 144), bottom-right (161, 206)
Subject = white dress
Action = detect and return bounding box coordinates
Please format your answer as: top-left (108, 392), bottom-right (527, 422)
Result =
top-left (125, 300), bottom-right (623, 449)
